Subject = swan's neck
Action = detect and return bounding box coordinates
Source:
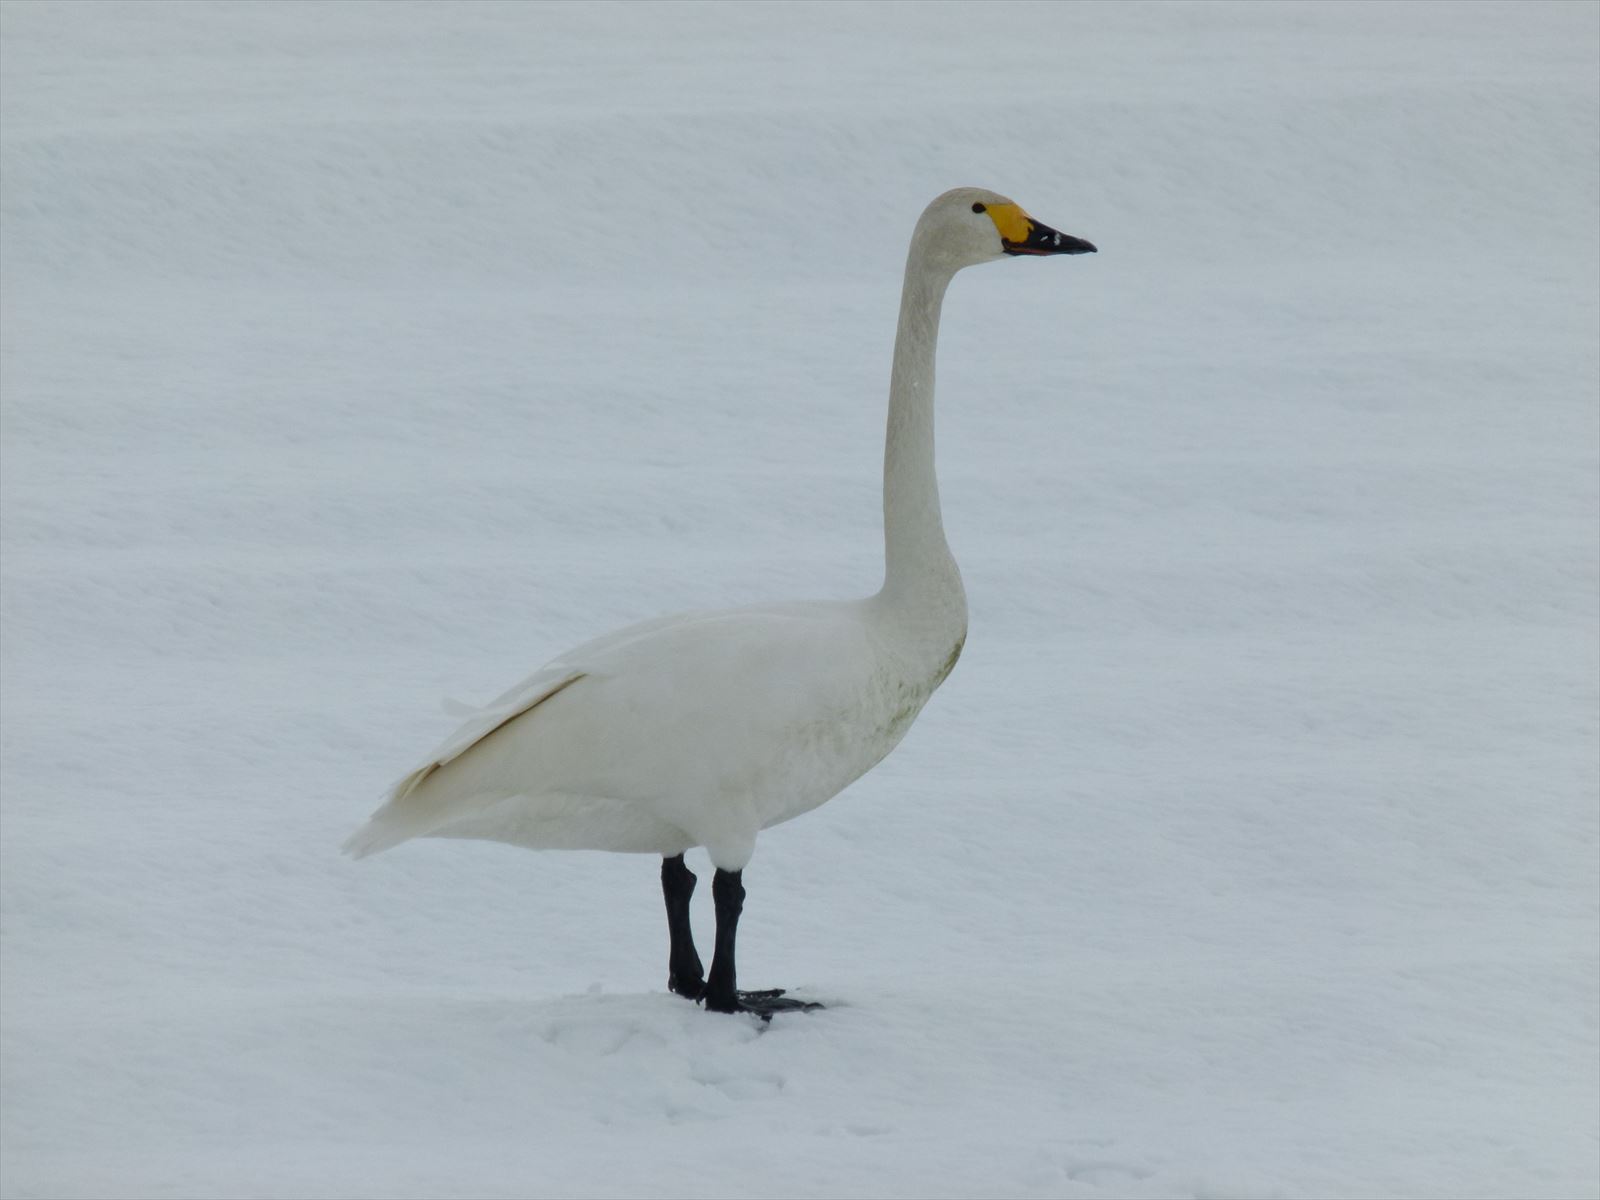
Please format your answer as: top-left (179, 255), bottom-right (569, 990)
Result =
top-left (878, 251), bottom-right (966, 642)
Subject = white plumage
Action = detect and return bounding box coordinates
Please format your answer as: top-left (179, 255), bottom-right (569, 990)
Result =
top-left (344, 597), bottom-right (950, 868)
top-left (343, 187), bottom-right (1094, 1014)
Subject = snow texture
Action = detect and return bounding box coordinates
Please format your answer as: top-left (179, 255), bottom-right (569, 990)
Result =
top-left (2, 1), bottom-right (1597, 1197)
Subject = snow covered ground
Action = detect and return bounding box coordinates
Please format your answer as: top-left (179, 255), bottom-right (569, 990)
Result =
top-left (2, 1), bottom-right (1596, 1196)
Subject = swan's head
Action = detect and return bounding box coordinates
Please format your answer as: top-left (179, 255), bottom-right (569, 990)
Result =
top-left (913, 187), bottom-right (1096, 272)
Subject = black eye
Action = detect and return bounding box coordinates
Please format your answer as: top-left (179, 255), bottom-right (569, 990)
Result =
top-left (971, 202), bottom-right (986, 213)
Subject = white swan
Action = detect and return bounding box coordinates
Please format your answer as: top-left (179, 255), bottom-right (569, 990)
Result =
top-left (344, 188), bottom-right (1096, 1015)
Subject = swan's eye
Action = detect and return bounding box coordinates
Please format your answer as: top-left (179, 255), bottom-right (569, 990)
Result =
top-left (971, 202), bottom-right (986, 214)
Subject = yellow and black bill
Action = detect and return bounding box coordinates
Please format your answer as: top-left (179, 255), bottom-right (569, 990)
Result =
top-left (1002, 220), bottom-right (1097, 257)
top-left (986, 203), bottom-right (1097, 257)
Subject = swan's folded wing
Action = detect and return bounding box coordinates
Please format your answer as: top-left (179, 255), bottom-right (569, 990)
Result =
top-left (391, 666), bottom-right (586, 804)
top-left (342, 664), bottom-right (588, 859)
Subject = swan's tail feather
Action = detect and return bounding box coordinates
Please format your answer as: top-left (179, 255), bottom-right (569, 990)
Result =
top-left (340, 764), bottom-right (447, 859)
top-left (341, 817), bottom-right (417, 860)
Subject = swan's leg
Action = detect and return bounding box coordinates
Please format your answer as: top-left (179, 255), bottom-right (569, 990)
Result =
top-left (702, 868), bottom-right (822, 1019)
top-left (661, 854), bottom-right (705, 999)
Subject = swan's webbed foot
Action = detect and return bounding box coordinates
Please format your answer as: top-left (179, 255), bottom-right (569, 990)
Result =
top-left (662, 860), bottom-right (822, 1019)
top-left (698, 868), bottom-right (822, 1020)
top-left (702, 986), bottom-right (823, 1021)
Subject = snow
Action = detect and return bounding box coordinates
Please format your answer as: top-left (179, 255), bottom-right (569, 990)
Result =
top-left (1, 1), bottom-right (1596, 1196)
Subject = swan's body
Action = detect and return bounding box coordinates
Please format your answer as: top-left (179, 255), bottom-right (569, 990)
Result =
top-left (345, 188), bottom-right (1095, 1015)
top-left (348, 595), bottom-right (963, 868)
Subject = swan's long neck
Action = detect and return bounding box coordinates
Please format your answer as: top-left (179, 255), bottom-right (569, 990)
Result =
top-left (878, 248), bottom-right (967, 640)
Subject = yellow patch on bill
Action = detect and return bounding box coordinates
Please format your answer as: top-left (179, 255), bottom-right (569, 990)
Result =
top-left (985, 203), bottom-right (1033, 245)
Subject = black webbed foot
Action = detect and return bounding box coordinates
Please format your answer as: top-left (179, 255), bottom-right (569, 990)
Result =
top-left (703, 987), bottom-right (823, 1021)
top-left (674, 865), bottom-right (821, 1020)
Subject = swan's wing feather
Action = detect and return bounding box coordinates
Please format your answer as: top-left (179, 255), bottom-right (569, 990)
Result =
top-left (364, 609), bottom-right (717, 816)
top-left (403, 666), bottom-right (585, 786)
top-left (430, 667), bottom-right (585, 768)
top-left (342, 664), bottom-right (587, 859)
top-left (352, 609), bottom-right (715, 827)
top-left (344, 601), bottom-right (865, 859)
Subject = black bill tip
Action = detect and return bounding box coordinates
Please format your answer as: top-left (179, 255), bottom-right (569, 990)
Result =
top-left (1003, 223), bottom-right (1097, 256)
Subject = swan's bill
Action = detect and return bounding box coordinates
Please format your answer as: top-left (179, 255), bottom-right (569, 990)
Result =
top-left (986, 202), bottom-right (1097, 256)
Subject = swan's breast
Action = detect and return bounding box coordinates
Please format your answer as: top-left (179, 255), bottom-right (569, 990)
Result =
top-left (752, 630), bottom-right (965, 829)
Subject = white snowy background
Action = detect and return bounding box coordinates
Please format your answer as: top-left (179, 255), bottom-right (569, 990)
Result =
top-left (2, 2), bottom-right (1596, 1197)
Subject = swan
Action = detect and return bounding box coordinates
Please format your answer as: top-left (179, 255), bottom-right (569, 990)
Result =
top-left (344, 188), bottom-right (1096, 1016)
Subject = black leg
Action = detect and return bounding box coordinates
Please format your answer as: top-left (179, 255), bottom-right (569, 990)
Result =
top-left (702, 868), bottom-right (822, 1020)
top-left (661, 855), bottom-right (704, 999)
top-left (701, 868), bottom-right (745, 1009)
